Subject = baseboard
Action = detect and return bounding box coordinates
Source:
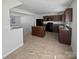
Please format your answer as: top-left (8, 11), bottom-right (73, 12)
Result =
top-left (3, 42), bottom-right (24, 58)
top-left (73, 50), bottom-right (77, 57)
top-left (71, 45), bottom-right (77, 57)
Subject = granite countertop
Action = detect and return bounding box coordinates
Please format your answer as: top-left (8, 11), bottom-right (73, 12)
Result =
top-left (59, 25), bottom-right (69, 30)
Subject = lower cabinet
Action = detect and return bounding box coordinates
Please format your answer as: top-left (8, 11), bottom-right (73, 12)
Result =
top-left (58, 27), bottom-right (72, 45)
top-left (32, 26), bottom-right (45, 37)
top-left (53, 24), bottom-right (59, 32)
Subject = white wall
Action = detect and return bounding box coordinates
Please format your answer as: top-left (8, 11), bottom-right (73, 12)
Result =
top-left (70, 0), bottom-right (77, 56)
top-left (20, 15), bottom-right (36, 35)
top-left (35, 15), bottom-right (43, 19)
top-left (2, 0), bottom-right (23, 58)
top-left (10, 11), bottom-right (36, 35)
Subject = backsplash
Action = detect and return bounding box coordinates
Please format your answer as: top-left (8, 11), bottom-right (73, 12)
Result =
top-left (43, 21), bottom-right (64, 24)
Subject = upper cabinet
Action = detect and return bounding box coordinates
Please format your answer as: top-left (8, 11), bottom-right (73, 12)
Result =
top-left (62, 14), bottom-right (65, 21)
top-left (43, 16), bottom-right (54, 21)
top-left (64, 8), bottom-right (73, 22)
top-left (43, 15), bottom-right (62, 21)
top-left (54, 15), bottom-right (62, 21)
top-left (43, 8), bottom-right (72, 22)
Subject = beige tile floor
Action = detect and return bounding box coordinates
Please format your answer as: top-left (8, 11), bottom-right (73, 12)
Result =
top-left (4, 32), bottom-right (76, 59)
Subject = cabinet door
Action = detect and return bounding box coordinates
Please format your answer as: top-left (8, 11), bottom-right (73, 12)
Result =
top-left (48, 16), bottom-right (52, 21)
top-left (62, 14), bottom-right (65, 21)
top-left (51, 16), bottom-right (55, 21)
top-left (43, 15), bottom-right (62, 21)
top-left (43, 16), bottom-right (48, 21)
top-left (43, 16), bottom-right (53, 21)
top-left (55, 15), bottom-right (58, 21)
top-left (59, 28), bottom-right (71, 45)
top-left (54, 15), bottom-right (62, 21)
top-left (59, 29), bottom-right (65, 43)
top-left (53, 24), bottom-right (59, 32)
top-left (68, 8), bottom-right (72, 21)
top-left (65, 8), bottom-right (72, 22)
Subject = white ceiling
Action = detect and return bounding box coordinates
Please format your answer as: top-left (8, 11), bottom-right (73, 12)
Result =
top-left (16, 0), bottom-right (73, 14)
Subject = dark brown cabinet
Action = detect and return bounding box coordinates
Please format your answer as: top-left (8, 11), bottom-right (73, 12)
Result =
top-left (58, 26), bottom-right (72, 45)
top-left (43, 15), bottom-right (62, 21)
top-left (53, 24), bottom-right (59, 32)
top-left (62, 14), bottom-right (65, 21)
top-left (54, 15), bottom-right (62, 21)
top-left (43, 16), bottom-right (48, 21)
top-left (32, 26), bottom-right (45, 37)
top-left (64, 8), bottom-right (72, 22)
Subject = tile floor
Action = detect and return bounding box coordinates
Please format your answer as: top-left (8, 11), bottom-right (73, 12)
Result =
top-left (4, 32), bottom-right (76, 59)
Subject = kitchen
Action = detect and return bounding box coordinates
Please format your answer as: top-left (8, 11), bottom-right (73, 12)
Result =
top-left (33, 8), bottom-right (72, 45)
